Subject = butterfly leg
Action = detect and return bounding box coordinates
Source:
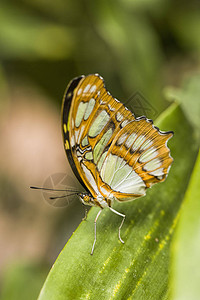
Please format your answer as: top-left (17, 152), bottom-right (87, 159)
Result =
top-left (109, 207), bottom-right (125, 244)
top-left (82, 204), bottom-right (88, 221)
top-left (91, 209), bottom-right (102, 255)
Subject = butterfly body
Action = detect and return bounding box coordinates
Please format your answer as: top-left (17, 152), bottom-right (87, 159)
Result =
top-left (62, 74), bottom-right (173, 254)
top-left (78, 193), bottom-right (111, 208)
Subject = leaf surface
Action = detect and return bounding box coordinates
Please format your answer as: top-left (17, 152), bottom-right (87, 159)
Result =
top-left (172, 150), bottom-right (200, 300)
top-left (38, 103), bottom-right (198, 300)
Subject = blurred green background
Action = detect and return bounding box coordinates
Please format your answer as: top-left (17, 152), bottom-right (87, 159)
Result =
top-left (0, 0), bottom-right (200, 299)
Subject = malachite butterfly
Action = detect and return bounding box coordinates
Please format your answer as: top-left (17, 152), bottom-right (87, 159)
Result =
top-left (62, 74), bottom-right (173, 254)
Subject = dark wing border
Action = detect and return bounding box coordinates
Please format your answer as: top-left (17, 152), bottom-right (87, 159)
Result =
top-left (62, 75), bottom-right (88, 191)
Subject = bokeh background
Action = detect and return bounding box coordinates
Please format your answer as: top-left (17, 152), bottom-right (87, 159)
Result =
top-left (0, 0), bottom-right (200, 299)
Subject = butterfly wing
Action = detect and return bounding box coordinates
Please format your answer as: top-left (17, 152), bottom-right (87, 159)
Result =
top-left (62, 75), bottom-right (88, 191)
top-left (98, 117), bottom-right (173, 201)
top-left (62, 74), bottom-right (173, 202)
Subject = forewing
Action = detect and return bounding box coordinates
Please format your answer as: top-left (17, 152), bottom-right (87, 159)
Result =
top-left (62, 74), bottom-right (136, 197)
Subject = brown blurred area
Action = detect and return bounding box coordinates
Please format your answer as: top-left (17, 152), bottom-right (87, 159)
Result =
top-left (0, 0), bottom-right (200, 298)
top-left (0, 77), bottom-right (85, 298)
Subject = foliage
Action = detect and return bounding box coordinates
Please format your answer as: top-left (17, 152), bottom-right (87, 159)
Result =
top-left (165, 73), bottom-right (200, 142)
top-left (0, 262), bottom-right (48, 300)
top-left (37, 103), bottom-right (198, 300)
top-left (171, 151), bottom-right (200, 300)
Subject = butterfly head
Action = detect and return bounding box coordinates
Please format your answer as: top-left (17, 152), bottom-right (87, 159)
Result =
top-left (79, 193), bottom-right (96, 206)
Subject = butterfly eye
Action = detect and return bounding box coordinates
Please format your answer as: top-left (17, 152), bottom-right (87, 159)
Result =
top-left (83, 195), bottom-right (90, 202)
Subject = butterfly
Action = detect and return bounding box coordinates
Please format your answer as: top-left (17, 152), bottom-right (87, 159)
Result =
top-left (62, 74), bottom-right (173, 254)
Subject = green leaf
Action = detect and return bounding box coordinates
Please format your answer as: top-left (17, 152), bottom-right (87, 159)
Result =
top-left (0, 262), bottom-right (48, 300)
top-left (171, 150), bottom-right (200, 300)
top-left (169, 9), bottom-right (200, 53)
top-left (164, 72), bottom-right (200, 142)
top-left (92, 2), bottom-right (164, 113)
top-left (38, 103), bottom-right (198, 300)
top-left (0, 3), bottom-right (74, 59)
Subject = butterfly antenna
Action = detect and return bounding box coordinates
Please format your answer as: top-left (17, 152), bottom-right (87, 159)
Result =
top-left (49, 192), bottom-right (79, 200)
top-left (30, 186), bottom-right (81, 193)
